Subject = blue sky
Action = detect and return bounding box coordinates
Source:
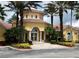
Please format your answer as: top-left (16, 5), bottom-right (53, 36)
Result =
top-left (0, 1), bottom-right (79, 27)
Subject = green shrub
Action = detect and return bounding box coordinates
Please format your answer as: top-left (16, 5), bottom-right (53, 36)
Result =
top-left (50, 40), bottom-right (57, 44)
top-left (4, 27), bottom-right (27, 45)
top-left (45, 27), bottom-right (60, 44)
top-left (12, 43), bottom-right (31, 49)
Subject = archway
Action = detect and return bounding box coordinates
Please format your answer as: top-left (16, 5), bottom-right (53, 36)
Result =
top-left (31, 27), bottom-right (39, 41)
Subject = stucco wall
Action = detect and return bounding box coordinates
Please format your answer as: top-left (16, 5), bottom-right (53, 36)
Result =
top-left (23, 11), bottom-right (43, 20)
top-left (63, 28), bottom-right (78, 42)
top-left (0, 26), bottom-right (5, 41)
top-left (24, 22), bottom-right (48, 31)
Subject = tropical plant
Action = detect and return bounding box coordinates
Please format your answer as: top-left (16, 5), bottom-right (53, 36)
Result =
top-left (4, 27), bottom-right (26, 44)
top-left (74, 2), bottom-right (79, 19)
top-left (45, 27), bottom-right (59, 43)
top-left (44, 2), bottom-right (57, 28)
top-left (5, 1), bottom-right (20, 27)
top-left (0, 4), bottom-right (6, 20)
top-left (8, 14), bottom-right (17, 23)
top-left (52, 1), bottom-right (68, 41)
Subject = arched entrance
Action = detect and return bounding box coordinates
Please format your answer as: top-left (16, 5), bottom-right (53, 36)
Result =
top-left (31, 27), bottom-right (39, 41)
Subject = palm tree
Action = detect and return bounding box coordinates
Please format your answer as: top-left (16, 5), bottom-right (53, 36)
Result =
top-left (53, 1), bottom-right (68, 41)
top-left (44, 2), bottom-right (58, 28)
top-left (67, 1), bottom-right (77, 41)
top-left (0, 4), bottom-right (6, 20)
top-left (5, 1), bottom-right (20, 27)
top-left (18, 1), bottom-right (42, 42)
top-left (8, 14), bottom-right (16, 23)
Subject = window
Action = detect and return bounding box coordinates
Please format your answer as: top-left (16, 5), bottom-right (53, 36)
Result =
top-left (35, 15), bottom-right (37, 19)
top-left (26, 15), bottom-right (28, 18)
top-left (67, 32), bottom-right (72, 40)
top-left (31, 15), bottom-right (33, 18)
top-left (75, 32), bottom-right (77, 35)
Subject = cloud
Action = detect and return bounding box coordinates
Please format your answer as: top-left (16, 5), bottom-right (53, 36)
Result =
top-left (72, 20), bottom-right (79, 27)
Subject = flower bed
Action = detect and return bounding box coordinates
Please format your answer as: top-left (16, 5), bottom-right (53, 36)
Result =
top-left (58, 42), bottom-right (75, 47)
top-left (12, 43), bottom-right (31, 49)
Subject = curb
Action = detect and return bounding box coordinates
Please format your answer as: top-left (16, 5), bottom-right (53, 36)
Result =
top-left (7, 46), bottom-right (32, 51)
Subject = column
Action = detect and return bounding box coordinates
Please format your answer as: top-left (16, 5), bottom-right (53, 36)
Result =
top-left (44, 32), bottom-right (46, 42)
top-left (29, 31), bottom-right (31, 41)
top-left (37, 32), bottom-right (39, 41)
top-left (40, 31), bottom-right (42, 42)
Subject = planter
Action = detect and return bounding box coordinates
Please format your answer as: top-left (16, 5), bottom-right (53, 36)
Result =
top-left (58, 42), bottom-right (74, 47)
top-left (13, 46), bottom-right (31, 49)
top-left (9, 46), bottom-right (32, 51)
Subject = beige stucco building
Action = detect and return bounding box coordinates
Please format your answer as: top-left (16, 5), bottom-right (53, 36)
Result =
top-left (63, 25), bottom-right (79, 42)
top-left (12, 8), bottom-right (50, 42)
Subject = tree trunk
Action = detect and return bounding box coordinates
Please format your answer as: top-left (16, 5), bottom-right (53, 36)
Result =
top-left (19, 9), bottom-right (24, 43)
top-left (59, 7), bottom-right (63, 41)
top-left (70, 8), bottom-right (73, 40)
top-left (20, 9), bottom-right (23, 28)
top-left (51, 14), bottom-right (53, 28)
top-left (16, 11), bottom-right (19, 27)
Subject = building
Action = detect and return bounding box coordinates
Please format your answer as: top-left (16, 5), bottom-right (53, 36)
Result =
top-left (63, 25), bottom-right (79, 42)
top-left (12, 8), bottom-right (50, 42)
top-left (54, 25), bottom-right (79, 42)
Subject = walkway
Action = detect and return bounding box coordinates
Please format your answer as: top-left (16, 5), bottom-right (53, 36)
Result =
top-left (31, 41), bottom-right (70, 50)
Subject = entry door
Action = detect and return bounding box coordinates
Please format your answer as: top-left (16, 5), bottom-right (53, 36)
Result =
top-left (31, 33), bottom-right (37, 41)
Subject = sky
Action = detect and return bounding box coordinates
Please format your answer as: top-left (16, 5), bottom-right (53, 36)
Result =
top-left (0, 1), bottom-right (79, 27)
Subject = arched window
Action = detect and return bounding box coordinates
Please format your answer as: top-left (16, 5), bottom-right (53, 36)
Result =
top-left (31, 27), bottom-right (39, 41)
top-left (31, 15), bottom-right (33, 18)
top-left (35, 15), bottom-right (37, 19)
top-left (31, 28), bottom-right (37, 33)
top-left (26, 15), bottom-right (28, 18)
top-left (67, 32), bottom-right (72, 40)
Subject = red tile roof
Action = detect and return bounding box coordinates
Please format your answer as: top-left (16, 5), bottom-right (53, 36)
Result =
top-left (53, 25), bottom-right (79, 31)
top-left (0, 19), bottom-right (12, 29)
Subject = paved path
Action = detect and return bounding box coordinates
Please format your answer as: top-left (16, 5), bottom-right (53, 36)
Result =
top-left (31, 42), bottom-right (70, 50)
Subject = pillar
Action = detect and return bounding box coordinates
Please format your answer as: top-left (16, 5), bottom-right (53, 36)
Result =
top-left (40, 31), bottom-right (42, 42)
top-left (37, 32), bottom-right (39, 41)
top-left (29, 31), bottom-right (31, 41)
top-left (44, 31), bottom-right (46, 42)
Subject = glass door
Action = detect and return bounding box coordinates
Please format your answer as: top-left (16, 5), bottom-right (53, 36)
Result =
top-left (31, 33), bottom-right (37, 41)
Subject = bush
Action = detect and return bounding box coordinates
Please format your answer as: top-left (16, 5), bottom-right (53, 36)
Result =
top-left (58, 42), bottom-right (74, 47)
top-left (4, 29), bottom-right (18, 45)
top-left (12, 43), bottom-right (31, 49)
top-left (4, 27), bottom-right (27, 45)
top-left (50, 40), bottom-right (57, 44)
top-left (45, 27), bottom-right (60, 43)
